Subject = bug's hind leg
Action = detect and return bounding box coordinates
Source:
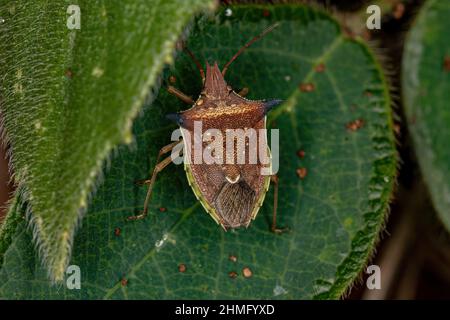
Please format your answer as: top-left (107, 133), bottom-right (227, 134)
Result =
top-left (167, 85), bottom-right (194, 105)
top-left (128, 141), bottom-right (182, 221)
top-left (270, 175), bottom-right (289, 234)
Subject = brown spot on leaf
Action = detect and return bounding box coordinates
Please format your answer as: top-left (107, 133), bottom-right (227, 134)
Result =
top-left (169, 75), bottom-right (176, 84)
top-left (178, 263), bottom-right (186, 273)
top-left (297, 150), bottom-right (305, 158)
top-left (364, 90), bottom-right (373, 97)
top-left (299, 83), bottom-right (315, 92)
top-left (65, 69), bottom-right (73, 78)
top-left (315, 63), bottom-right (325, 72)
top-left (346, 119), bottom-right (365, 131)
top-left (262, 9), bottom-right (270, 17)
top-left (114, 227), bottom-right (121, 237)
top-left (159, 207), bottom-right (167, 212)
top-left (296, 167), bottom-right (307, 179)
top-left (444, 56), bottom-right (450, 72)
top-left (229, 271), bottom-right (238, 279)
top-left (121, 278), bottom-right (128, 286)
top-left (242, 267), bottom-right (253, 278)
top-left (229, 255), bottom-right (237, 263)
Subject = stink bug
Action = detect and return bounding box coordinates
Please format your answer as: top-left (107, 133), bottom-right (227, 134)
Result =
top-left (129, 24), bottom-right (286, 233)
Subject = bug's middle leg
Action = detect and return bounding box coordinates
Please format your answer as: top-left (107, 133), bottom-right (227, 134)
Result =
top-left (135, 141), bottom-right (181, 186)
top-left (238, 87), bottom-right (249, 97)
top-left (128, 141), bottom-right (182, 221)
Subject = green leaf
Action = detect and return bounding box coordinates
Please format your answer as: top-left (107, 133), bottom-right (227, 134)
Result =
top-left (0, 187), bottom-right (26, 267)
top-left (402, 0), bottom-right (450, 231)
top-left (0, 5), bottom-right (396, 299)
top-left (0, 0), bottom-right (215, 281)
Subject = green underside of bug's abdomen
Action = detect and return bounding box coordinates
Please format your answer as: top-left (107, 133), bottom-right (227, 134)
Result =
top-left (183, 152), bottom-right (271, 230)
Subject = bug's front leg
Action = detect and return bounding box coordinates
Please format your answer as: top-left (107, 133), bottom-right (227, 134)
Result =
top-left (270, 175), bottom-right (289, 234)
top-left (167, 85), bottom-right (194, 105)
top-left (128, 140), bottom-right (183, 221)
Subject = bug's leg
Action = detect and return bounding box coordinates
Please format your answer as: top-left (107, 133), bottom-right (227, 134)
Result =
top-left (128, 156), bottom-right (173, 221)
top-left (167, 85), bottom-right (194, 105)
top-left (238, 87), bottom-right (249, 97)
top-left (270, 175), bottom-right (288, 234)
top-left (128, 141), bottom-right (182, 221)
top-left (135, 141), bottom-right (181, 186)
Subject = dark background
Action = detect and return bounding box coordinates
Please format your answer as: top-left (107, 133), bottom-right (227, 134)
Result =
top-left (318, 0), bottom-right (450, 300)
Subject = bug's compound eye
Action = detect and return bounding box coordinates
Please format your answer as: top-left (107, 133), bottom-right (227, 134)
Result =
top-left (166, 113), bottom-right (184, 126)
top-left (263, 99), bottom-right (283, 114)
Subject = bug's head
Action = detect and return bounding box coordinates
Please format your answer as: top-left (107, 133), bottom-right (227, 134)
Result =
top-left (203, 61), bottom-right (229, 98)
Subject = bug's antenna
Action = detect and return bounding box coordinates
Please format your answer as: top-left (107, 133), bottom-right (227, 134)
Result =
top-left (222, 23), bottom-right (279, 76)
top-left (184, 46), bottom-right (205, 82)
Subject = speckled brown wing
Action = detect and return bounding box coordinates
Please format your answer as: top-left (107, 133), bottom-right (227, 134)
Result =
top-left (181, 114), bottom-right (270, 229)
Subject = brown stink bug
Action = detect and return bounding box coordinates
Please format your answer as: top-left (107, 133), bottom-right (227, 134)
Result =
top-left (128, 24), bottom-right (286, 233)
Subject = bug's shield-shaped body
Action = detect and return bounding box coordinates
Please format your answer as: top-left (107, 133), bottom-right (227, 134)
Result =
top-left (170, 62), bottom-right (281, 230)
